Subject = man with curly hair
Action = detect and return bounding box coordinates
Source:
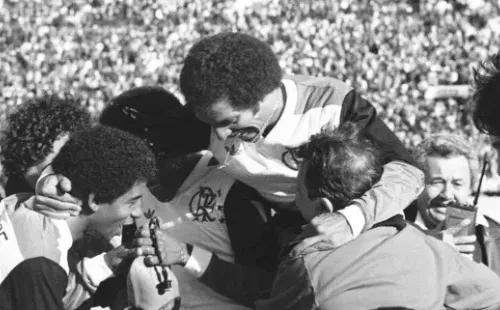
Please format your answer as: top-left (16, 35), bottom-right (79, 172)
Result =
top-left (33, 87), bottom-right (273, 310)
top-left (0, 95), bottom-right (92, 196)
top-left (256, 123), bottom-right (500, 310)
top-left (179, 32), bottom-right (423, 248)
top-left (472, 52), bottom-right (500, 171)
top-left (0, 126), bottom-right (162, 310)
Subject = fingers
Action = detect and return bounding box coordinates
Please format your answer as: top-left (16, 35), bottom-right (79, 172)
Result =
top-left (135, 246), bottom-right (156, 257)
top-left (58, 175), bottom-right (73, 192)
top-left (455, 244), bottom-right (476, 254)
top-left (36, 209), bottom-right (73, 220)
top-left (453, 235), bottom-right (476, 254)
top-left (144, 255), bottom-right (161, 266)
top-left (453, 235), bottom-right (476, 244)
top-left (462, 253), bottom-right (474, 261)
top-left (34, 195), bottom-right (81, 216)
top-left (133, 237), bottom-right (153, 247)
top-left (36, 174), bottom-right (82, 205)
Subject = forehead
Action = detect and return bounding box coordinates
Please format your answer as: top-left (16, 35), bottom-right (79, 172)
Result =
top-left (195, 100), bottom-right (239, 126)
top-left (425, 155), bottom-right (471, 180)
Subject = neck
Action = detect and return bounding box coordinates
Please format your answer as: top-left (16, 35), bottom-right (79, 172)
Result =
top-left (156, 152), bottom-right (204, 202)
top-left (66, 216), bottom-right (88, 241)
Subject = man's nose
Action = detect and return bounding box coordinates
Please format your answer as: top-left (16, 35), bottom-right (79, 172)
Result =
top-left (131, 203), bottom-right (143, 219)
top-left (440, 183), bottom-right (455, 201)
top-left (214, 127), bottom-right (232, 141)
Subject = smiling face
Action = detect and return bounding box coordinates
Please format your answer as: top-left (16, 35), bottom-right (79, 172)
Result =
top-left (86, 181), bottom-right (146, 240)
top-left (417, 155), bottom-right (472, 229)
top-left (194, 99), bottom-right (269, 143)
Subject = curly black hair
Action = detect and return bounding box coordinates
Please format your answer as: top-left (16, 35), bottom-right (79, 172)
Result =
top-left (180, 32), bottom-right (282, 114)
top-left (472, 52), bottom-right (500, 136)
top-left (99, 86), bottom-right (210, 160)
top-left (0, 95), bottom-right (92, 178)
top-left (294, 122), bottom-right (383, 211)
top-left (51, 125), bottom-right (156, 205)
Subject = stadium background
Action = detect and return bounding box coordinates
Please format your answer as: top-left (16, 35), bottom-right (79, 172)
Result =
top-left (1, 0), bottom-right (500, 193)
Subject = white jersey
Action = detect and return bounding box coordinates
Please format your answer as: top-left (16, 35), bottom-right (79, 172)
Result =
top-left (0, 195), bottom-right (25, 284)
top-left (141, 151), bottom-right (250, 310)
top-left (209, 77), bottom-right (350, 204)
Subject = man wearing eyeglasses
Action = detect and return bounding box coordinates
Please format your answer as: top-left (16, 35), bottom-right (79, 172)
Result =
top-left (179, 32), bottom-right (424, 248)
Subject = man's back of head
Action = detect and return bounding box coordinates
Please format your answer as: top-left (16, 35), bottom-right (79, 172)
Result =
top-left (294, 122), bottom-right (383, 220)
top-left (0, 95), bottom-right (92, 193)
top-left (473, 52), bottom-right (500, 137)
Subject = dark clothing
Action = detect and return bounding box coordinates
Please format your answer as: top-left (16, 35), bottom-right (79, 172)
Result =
top-left (213, 181), bottom-right (304, 308)
top-left (0, 257), bottom-right (68, 310)
top-left (4, 175), bottom-right (32, 197)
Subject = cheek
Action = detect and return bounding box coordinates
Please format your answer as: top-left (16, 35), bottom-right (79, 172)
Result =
top-left (455, 187), bottom-right (471, 204)
top-left (98, 207), bottom-right (130, 224)
top-left (423, 185), bottom-right (440, 202)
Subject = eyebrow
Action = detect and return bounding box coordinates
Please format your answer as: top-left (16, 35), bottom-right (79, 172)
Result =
top-left (127, 195), bottom-right (142, 203)
top-left (215, 116), bottom-right (238, 128)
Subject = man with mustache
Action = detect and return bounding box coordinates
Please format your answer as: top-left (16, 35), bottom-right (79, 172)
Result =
top-left (405, 134), bottom-right (500, 276)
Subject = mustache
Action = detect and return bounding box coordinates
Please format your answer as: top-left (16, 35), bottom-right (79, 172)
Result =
top-left (428, 196), bottom-right (455, 208)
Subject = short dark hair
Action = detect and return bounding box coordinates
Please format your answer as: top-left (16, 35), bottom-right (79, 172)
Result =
top-left (51, 126), bottom-right (156, 204)
top-left (294, 122), bottom-right (383, 210)
top-left (99, 86), bottom-right (210, 160)
top-left (180, 32), bottom-right (282, 114)
top-left (472, 52), bottom-right (500, 136)
top-left (0, 95), bottom-right (92, 177)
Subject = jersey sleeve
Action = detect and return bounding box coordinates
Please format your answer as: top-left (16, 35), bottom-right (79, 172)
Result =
top-left (340, 91), bottom-right (424, 231)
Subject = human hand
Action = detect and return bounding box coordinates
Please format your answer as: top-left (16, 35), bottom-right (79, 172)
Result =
top-left (103, 245), bottom-right (147, 275)
top-left (429, 219), bottom-right (476, 259)
top-left (33, 174), bottom-right (82, 219)
top-left (299, 212), bottom-right (354, 249)
top-left (133, 226), bottom-right (190, 267)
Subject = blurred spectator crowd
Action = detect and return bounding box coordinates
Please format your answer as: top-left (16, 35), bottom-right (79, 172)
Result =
top-left (1, 0), bottom-right (500, 191)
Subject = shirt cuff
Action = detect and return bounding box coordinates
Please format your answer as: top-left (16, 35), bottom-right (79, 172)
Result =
top-left (338, 204), bottom-right (365, 237)
top-left (183, 246), bottom-right (212, 278)
top-left (80, 253), bottom-right (114, 291)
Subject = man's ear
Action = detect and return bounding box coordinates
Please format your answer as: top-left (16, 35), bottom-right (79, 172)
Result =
top-left (87, 193), bottom-right (100, 213)
top-left (315, 197), bottom-right (334, 214)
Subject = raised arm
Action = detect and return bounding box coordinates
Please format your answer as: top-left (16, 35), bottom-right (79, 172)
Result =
top-left (340, 90), bottom-right (424, 231)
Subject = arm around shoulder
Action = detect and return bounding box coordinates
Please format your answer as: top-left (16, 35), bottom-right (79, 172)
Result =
top-left (350, 161), bottom-right (424, 232)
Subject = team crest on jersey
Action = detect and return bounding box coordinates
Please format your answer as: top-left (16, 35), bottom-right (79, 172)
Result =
top-left (189, 186), bottom-right (225, 223)
top-left (281, 148), bottom-right (301, 171)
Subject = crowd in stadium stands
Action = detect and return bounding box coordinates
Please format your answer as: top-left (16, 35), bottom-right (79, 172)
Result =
top-left (1, 0), bottom-right (500, 193)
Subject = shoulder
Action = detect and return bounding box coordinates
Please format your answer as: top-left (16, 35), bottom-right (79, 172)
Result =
top-left (284, 76), bottom-right (353, 115)
top-left (1, 193), bottom-right (33, 216)
top-left (256, 254), bottom-right (317, 310)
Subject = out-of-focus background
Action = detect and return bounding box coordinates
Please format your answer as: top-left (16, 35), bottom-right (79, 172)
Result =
top-left (1, 0), bottom-right (500, 198)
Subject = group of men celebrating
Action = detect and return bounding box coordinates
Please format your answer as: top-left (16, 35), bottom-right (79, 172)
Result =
top-left (0, 32), bottom-right (500, 310)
